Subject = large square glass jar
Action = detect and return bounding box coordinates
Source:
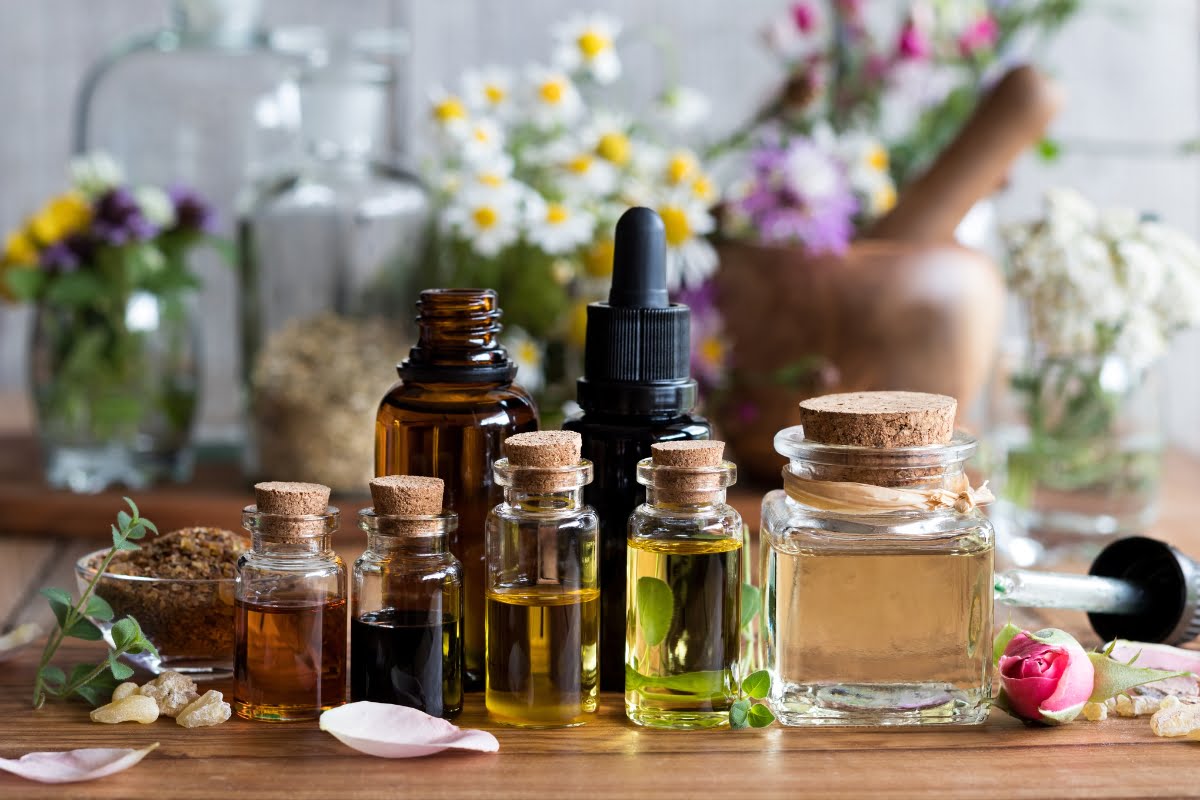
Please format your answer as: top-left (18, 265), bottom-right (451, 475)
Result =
top-left (762, 426), bottom-right (994, 726)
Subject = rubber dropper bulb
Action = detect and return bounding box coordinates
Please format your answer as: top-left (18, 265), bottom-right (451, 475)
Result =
top-left (609, 207), bottom-right (668, 309)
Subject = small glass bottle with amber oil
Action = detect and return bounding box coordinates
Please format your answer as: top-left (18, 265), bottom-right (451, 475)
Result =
top-left (235, 481), bottom-right (347, 722)
top-left (626, 441), bottom-right (742, 729)
top-left (352, 475), bottom-right (463, 718)
top-left (376, 288), bottom-right (539, 689)
top-left (485, 431), bottom-right (599, 727)
top-left (761, 392), bottom-right (995, 727)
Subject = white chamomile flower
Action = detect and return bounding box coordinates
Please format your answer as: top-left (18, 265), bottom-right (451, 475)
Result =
top-left (526, 65), bottom-right (583, 129)
top-left (134, 186), bottom-right (176, 228)
top-left (503, 326), bottom-right (545, 393)
top-left (582, 110), bottom-right (633, 167)
top-left (656, 148), bottom-right (703, 189)
top-left (442, 186), bottom-right (522, 258)
top-left (543, 139), bottom-right (618, 197)
top-left (429, 87), bottom-right (469, 137)
top-left (69, 151), bottom-right (124, 198)
top-left (552, 14), bottom-right (621, 84)
top-left (461, 153), bottom-right (516, 192)
top-left (656, 199), bottom-right (717, 291)
top-left (525, 195), bottom-right (595, 255)
top-left (656, 86), bottom-right (711, 132)
top-left (462, 66), bottom-right (513, 116)
top-left (459, 117), bottom-right (505, 163)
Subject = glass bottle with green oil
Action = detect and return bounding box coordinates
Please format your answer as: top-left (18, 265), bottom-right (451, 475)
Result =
top-left (626, 440), bottom-right (742, 729)
top-left (485, 431), bottom-right (599, 728)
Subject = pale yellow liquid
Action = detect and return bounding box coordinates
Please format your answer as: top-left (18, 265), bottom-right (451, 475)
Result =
top-left (485, 587), bottom-right (599, 727)
top-left (767, 537), bottom-right (992, 725)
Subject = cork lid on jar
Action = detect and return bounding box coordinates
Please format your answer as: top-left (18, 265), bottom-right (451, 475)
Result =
top-left (799, 391), bottom-right (956, 448)
top-left (249, 481), bottom-right (336, 540)
top-left (644, 440), bottom-right (734, 504)
top-left (365, 475), bottom-right (449, 536)
top-left (501, 431), bottom-right (589, 492)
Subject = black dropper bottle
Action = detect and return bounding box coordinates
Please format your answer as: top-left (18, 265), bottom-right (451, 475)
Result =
top-left (564, 207), bottom-right (711, 691)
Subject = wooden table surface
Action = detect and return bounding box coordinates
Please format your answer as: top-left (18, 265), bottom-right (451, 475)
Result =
top-left (2, 418), bottom-right (1200, 797)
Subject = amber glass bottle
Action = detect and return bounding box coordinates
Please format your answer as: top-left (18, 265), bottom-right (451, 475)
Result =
top-left (376, 289), bottom-right (538, 687)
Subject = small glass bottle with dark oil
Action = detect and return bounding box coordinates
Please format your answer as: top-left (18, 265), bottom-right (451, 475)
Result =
top-left (626, 441), bottom-right (742, 729)
top-left (485, 431), bottom-right (599, 727)
top-left (235, 481), bottom-right (347, 722)
top-left (376, 288), bottom-right (539, 689)
top-left (352, 475), bottom-right (463, 718)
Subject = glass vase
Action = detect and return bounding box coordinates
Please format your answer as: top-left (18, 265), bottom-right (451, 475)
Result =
top-left (30, 290), bottom-right (201, 492)
top-left (989, 351), bottom-right (1165, 566)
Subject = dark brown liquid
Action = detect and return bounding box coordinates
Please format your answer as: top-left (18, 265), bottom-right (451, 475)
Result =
top-left (351, 608), bottom-right (463, 718)
top-left (376, 384), bottom-right (537, 687)
top-left (234, 597), bottom-right (347, 721)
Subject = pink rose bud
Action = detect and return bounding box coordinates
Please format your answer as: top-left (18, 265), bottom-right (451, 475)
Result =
top-left (791, 1), bottom-right (819, 34)
top-left (958, 14), bottom-right (999, 56)
top-left (999, 628), bottom-right (1095, 725)
top-left (897, 20), bottom-right (931, 60)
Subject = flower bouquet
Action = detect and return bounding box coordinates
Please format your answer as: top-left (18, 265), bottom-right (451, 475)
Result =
top-left (1, 154), bottom-right (220, 492)
top-left (419, 14), bottom-right (718, 418)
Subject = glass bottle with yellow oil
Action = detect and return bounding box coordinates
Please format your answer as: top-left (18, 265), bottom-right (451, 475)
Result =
top-left (484, 431), bottom-right (599, 727)
top-left (626, 441), bottom-right (742, 729)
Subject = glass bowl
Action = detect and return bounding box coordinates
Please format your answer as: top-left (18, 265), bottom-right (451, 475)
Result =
top-left (75, 549), bottom-right (236, 680)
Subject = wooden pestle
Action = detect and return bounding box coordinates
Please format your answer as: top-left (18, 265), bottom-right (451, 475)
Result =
top-left (866, 65), bottom-right (1063, 244)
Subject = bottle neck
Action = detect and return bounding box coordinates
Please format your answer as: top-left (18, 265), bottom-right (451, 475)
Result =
top-left (170, 0), bottom-right (262, 46)
top-left (250, 531), bottom-right (335, 559)
top-left (399, 288), bottom-right (517, 384)
top-left (503, 486), bottom-right (586, 513)
top-left (644, 486), bottom-right (727, 510)
top-left (366, 531), bottom-right (450, 557)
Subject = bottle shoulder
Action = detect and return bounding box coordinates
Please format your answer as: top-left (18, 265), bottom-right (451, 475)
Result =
top-left (563, 411), bottom-right (710, 442)
top-left (487, 503), bottom-right (599, 528)
top-left (629, 503), bottom-right (743, 541)
top-left (378, 379), bottom-right (539, 418)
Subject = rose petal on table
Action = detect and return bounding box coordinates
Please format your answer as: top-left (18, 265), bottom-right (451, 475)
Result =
top-left (0, 623), bottom-right (42, 662)
top-left (319, 702), bottom-right (499, 758)
top-left (0, 743), bottom-right (158, 783)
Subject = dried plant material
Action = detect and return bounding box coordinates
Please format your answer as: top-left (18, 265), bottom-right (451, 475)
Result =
top-left (1082, 702), bottom-right (1108, 722)
top-left (176, 690), bottom-right (231, 728)
top-left (105, 527), bottom-right (244, 581)
top-left (0, 743), bottom-right (158, 784)
top-left (90, 695), bottom-right (160, 724)
top-left (111, 682), bottom-right (139, 702)
top-left (0, 623), bottom-right (41, 662)
top-left (138, 671), bottom-right (199, 717)
top-left (1153, 696), bottom-right (1200, 737)
top-left (252, 314), bottom-right (404, 493)
top-left (1113, 693), bottom-right (1160, 718)
top-left (320, 701), bottom-right (499, 758)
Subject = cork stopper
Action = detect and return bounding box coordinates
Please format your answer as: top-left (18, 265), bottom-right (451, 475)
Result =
top-left (369, 475), bottom-right (444, 516)
top-left (799, 391), bottom-right (956, 448)
top-left (648, 440), bottom-right (730, 504)
top-left (251, 481), bottom-right (333, 540)
top-left (503, 431), bottom-right (584, 492)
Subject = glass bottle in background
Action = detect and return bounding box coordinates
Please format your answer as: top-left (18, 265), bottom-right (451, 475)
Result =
top-left (376, 289), bottom-right (539, 688)
top-left (484, 432), bottom-right (599, 728)
top-left (241, 29), bottom-right (430, 493)
top-left (626, 441), bottom-right (741, 729)
top-left (234, 481), bottom-right (347, 722)
top-left (352, 476), bottom-right (463, 718)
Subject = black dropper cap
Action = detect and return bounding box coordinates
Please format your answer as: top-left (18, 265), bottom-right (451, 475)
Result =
top-left (576, 207), bottom-right (696, 416)
top-left (1088, 536), bottom-right (1200, 646)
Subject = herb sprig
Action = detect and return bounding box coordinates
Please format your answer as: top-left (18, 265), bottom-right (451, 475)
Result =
top-left (32, 497), bottom-right (159, 708)
top-left (730, 669), bottom-right (776, 729)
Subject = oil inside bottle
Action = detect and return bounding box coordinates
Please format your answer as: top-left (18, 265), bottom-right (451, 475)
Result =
top-left (626, 537), bottom-right (741, 728)
top-left (234, 597), bottom-right (347, 722)
top-left (350, 608), bottom-right (462, 717)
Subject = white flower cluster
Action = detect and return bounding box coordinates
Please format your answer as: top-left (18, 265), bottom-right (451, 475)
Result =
top-left (812, 123), bottom-right (898, 219)
top-left (1006, 188), bottom-right (1200, 371)
top-left (426, 13), bottom-right (718, 291)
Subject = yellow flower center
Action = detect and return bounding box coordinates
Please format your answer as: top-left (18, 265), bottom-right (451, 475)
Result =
top-left (867, 145), bottom-right (889, 172)
top-left (3, 229), bottom-right (38, 265)
top-left (433, 97), bottom-right (467, 123)
top-left (29, 191), bottom-right (91, 246)
top-left (666, 152), bottom-right (697, 185)
top-left (577, 29), bottom-right (611, 59)
top-left (478, 172), bottom-right (504, 187)
top-left (700, 335), bottom-right (725, 367)
top-left (596, 131), bottom-right (630, 165)
top-left (473, 205), bottom-right (499, 229)
top-left (545, 204), bottom-right (569, 225)
top-left (517, 341), bottom-right (541, 364)
top-left (473, 126), bottom-right (491, 143)
top-left (659, 206), bottom-right (691, 247)
top-left (873, 184), bottom-right (898, 214)
top-left (568, 300), bottom-right (590, 348)
top-left (692, 175), bottom-right (715, 202)
top-left (539, 79), bottom-right (566, 105)
top-left (484, 84), bottom-right (506, 105)
top-left (584, 239), bottom-right (615, 278)
top-left (567, 154), bottom-right (594, 174)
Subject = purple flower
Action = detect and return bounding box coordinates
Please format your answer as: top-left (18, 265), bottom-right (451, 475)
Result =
top-left (674, 280), bottom-right (729, 392)
top-left (168, 186), bottom-right (217, 234)
top-left (39, 241), bottom-right (79, 272)
top-left (92, 188), bottom-right (158, 245)
top-left (731, 134), bottom-right (857, 254)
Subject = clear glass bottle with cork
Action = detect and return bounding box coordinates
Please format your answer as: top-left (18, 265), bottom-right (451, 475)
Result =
top-left (376, 288), bottom-right (539, 689)
top-left (761, 392), bottom-right (995, 726)
top-left (626, 441), bottom-right (742, 729)
top-left (235, 481), bottom-right (347, 722)
top-left (352, 475), bottom-right (463, 718)
top-left (484, 431), bottom-right (599, 727)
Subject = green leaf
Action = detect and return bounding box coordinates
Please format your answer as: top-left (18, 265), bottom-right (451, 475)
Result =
top-left (140, 518), bottom-right (159, 535)
top-left (39, 665), bottom-right (66, 690)
top-left (4, 267), bottom-right (45, 301)
top-left (68, 663), bottom-right (98, 686)
top-left (123, 497), bottom-right (140, 519)
top-left (1087, 652), bottom-right (1189, 703)
top-left (72, 672), bottom-right (120, 707)
top-left (117, 510), bottom-right (132, 530)
top-left (43, 271), bottom-right (105, 307)
top-left (636, 576), bottom-right (675, 648)
top-left (992, 622), bottom-right (1023, 666)
top-left (110, 617), bottom-right (141, 651)
top-left (39, 587), bottom-right (73, 628)
top-left (126, 522), bottom-right (147, 541)
top-left (1036, 137), bottom-right (1062, 162)
top-left (747, 703), bottom-right (776, 728)
top-left (64, 616), bottom-right (102, 641)
top-left (742, 670), bottom-right (771, 700)
top-left (625, 665), bottom-right (729, 696)
top-left (729, 699), bottom-right (751, 730)
top-left (740, 583), bottom-right (762, 631)
top-left (108, 651), bottom-right (134, 681)
top-left (85, 593), bottom-right (114, 622)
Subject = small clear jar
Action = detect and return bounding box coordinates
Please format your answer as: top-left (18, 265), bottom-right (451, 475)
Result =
top-left (352, 509), bottom-right (463, 718)
top-left (762, 427), bottom-right (994, 727)
top-left (484, 440), bottom-right (599, 728)
top-left (234, 503), bottom-right (347, 722)
top-left (626, 443), bottom-right (742, 729)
